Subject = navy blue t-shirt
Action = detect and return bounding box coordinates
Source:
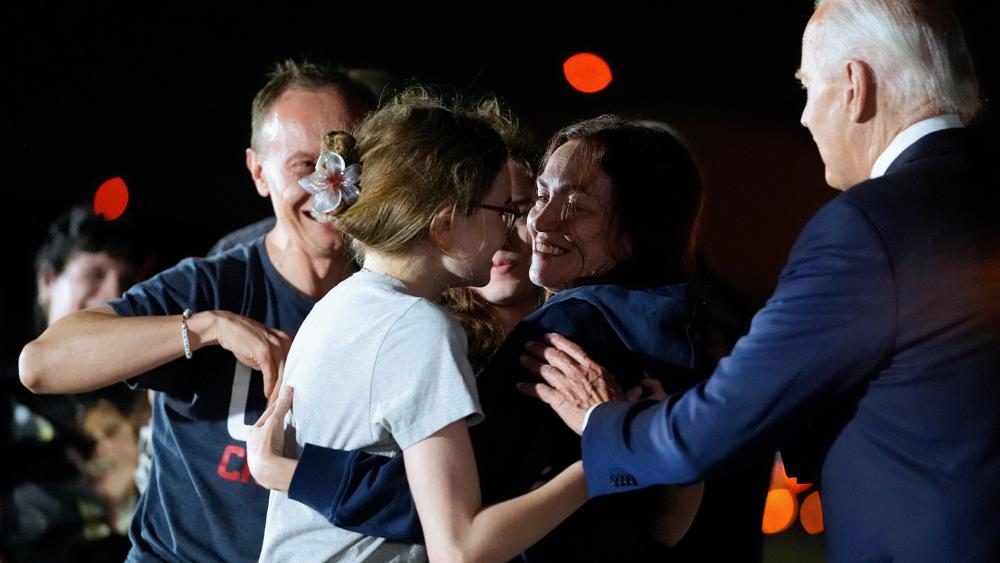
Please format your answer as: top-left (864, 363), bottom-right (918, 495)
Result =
top-left (108, 237), bottom-right (315, 563)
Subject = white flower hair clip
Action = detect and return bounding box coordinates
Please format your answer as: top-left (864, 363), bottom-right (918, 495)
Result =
top-left (297, 151), bottom-right (362, 221)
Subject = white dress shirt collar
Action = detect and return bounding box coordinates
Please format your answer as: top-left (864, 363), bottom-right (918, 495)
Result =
top-left (870, 114), bottom-right (963, 179)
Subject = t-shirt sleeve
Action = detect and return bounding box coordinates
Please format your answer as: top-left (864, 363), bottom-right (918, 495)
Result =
top-left (370, 300), bottom-right (483, 450)
top-left (106, 257), bottom-right (217, 392)
top-left (108, 257), bottom-right (214, 318)
top-left (288, 444), bottom-right (422, 542)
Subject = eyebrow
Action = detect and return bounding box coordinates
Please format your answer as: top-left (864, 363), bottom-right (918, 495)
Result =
top-left (536, 178), bottom-right (587, 195)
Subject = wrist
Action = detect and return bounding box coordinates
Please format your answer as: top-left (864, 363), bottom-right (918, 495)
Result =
top-left (186, 311), bottom-right (217, 350)
top-left (260, 457), bottom-right (297, 492)
top-left (581, 402), bottom-right (602, 433)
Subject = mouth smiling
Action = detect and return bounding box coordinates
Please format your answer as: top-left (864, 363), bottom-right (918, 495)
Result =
top-left (306, 209), bottom-right (336, 223)
top-left (535, 242), bottom-right (567, 256)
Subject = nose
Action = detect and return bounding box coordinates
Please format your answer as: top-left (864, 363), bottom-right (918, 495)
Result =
top-left (529, 200), bottom-right (560, 234)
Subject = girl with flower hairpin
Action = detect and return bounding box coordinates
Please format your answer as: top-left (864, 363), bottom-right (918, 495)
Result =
top-left (256, 90), bottom-right (588, 562)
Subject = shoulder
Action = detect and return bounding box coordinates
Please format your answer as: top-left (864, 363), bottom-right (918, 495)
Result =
top-left (209, 219), bottom-right (275, 255)
top-left (536, 284), bottom-right (696, 329)
top-left (530, 293), bottom-right (608, 334)
top-left (795, 192), bottom-right (887, 256)
top-left (554, 284), bottom-right (695, 311)
top-left (141, 240), bottom-right (259, 290)
top-left (191, 238), bottom-right (262, 279)
top-left (392, 298), bottom-right (463, 342)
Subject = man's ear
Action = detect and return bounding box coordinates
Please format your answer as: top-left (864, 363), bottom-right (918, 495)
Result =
top-left (429, 206), bottom-right (457, 252)
top-left (845, 59), bottom-right (877, 123)
top-left (247, 148), bottom-right (269, 198)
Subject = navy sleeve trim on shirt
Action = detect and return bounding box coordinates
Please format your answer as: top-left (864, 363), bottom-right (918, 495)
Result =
top-left (289, 443), bottom-right (423, 543)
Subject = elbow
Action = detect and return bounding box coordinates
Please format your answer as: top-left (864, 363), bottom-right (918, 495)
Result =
top-left (19, 340), bottom-right (52, 393)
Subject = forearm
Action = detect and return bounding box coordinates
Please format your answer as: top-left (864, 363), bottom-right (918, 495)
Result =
top-left (19, 306), bottom-right (218, 393)
top-left (430, 462), bottom-right (587, 563)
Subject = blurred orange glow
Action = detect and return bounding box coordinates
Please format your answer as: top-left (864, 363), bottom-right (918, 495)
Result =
top-left (800, 490), bottom-right (825, 534)
top-left (770, 459), bottom-right (813, 494)
top-left (762, 488), bottom-right (797, 534)
top-left (563, 53), bottom-right (613, 93)
top-left (94, 177), bottom-right (129, 220)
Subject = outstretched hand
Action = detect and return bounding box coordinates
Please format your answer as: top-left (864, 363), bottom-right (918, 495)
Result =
top-left (517, 333), bottom-right (624, 435)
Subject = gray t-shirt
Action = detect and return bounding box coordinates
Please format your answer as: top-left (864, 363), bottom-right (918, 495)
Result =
top-left (259, 270), bottom-right (483, 562)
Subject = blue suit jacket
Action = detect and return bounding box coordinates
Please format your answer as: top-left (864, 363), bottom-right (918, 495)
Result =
top-left (582, 128), bottom-right (1000, 562)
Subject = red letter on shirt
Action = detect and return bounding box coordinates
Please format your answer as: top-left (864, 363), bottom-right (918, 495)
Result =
top-left (217, 445), bottom-right (245, 481)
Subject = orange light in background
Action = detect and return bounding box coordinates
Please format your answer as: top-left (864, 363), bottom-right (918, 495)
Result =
top-left (563, 53), bottom-right (613, 93)
top-left (770, 459), bottom-right (813, 494)
top-left (761, 488), bottom-right (797, 534)
top-left (800, 490), bottom-right (825, 535)
top-left (94, 177), bottom-right (129, 220)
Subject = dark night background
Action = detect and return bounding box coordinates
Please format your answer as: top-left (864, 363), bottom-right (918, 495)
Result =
top-left (3, 1), bottom-right (996, 372)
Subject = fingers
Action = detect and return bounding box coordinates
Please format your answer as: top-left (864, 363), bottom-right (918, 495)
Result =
top-left (228, 322), bottom-right (290, 401)
top-left (254, 398), bottom-right (279, 428)
top-left (269, 357), bottom-right (286, 405)
top-left (516, 381), bottom-right (541, 399)
top-left (542, 333), bottom-right (591, 365)
top-left (255, 386), bottom-right (293, 429)
top-left (265, 329), bottom-right (291, 399)
top-left (525, 340), bottom-right (580, 376)
top-left (516, 381), bottom-right (565, 407)
top-left (270, 386), bottom-right (293, 421)
top-left (519, 354), bottom-right (570, 394)
top-left (261, 360), bottom-right (276, 400)
top-left (519, 353), bottom-right (546, 378)
top-left (533, 383), bottom-right (566, 407)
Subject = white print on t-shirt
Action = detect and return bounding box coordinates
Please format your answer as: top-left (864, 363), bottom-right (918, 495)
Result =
top-left (227, 362), bottom-right (254, 441)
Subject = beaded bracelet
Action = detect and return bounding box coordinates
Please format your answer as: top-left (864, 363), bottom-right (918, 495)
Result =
top-left (180, 309), bottom-right (193, 360)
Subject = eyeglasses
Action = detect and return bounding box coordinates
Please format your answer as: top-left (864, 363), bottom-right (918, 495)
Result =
top-left (478, 203), bottom-right (527, 234)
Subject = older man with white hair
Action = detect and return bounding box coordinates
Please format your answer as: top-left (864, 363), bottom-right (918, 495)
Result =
top-left (525, 1), bottom-right (1000, 561)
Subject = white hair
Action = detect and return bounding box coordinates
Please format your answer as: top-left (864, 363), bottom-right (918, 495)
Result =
top-left (812, 0), bottom-right (981, 122)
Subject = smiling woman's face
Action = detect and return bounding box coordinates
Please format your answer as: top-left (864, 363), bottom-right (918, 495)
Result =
top-left (527, 141), bottom-right (624, 291)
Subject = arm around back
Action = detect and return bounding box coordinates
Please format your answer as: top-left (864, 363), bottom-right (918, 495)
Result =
top-left (405, 421), bottom-right (586, 563)
top-left (583, 196), bottom-right (897, 496)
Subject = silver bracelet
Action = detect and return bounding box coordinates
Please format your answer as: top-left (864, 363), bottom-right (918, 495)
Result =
top-left (180, 309), bottom-right (193, 360)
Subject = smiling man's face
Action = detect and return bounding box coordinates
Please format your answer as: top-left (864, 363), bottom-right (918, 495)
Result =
top-left (248, 87), bottom-right (362, 256)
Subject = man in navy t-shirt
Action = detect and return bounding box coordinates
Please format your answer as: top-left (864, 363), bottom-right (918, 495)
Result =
top-left (19, 59), bottom-right (372, 562)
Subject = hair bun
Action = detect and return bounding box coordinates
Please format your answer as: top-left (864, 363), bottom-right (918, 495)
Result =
top-left (322, 131), bottom-right (358, 164)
